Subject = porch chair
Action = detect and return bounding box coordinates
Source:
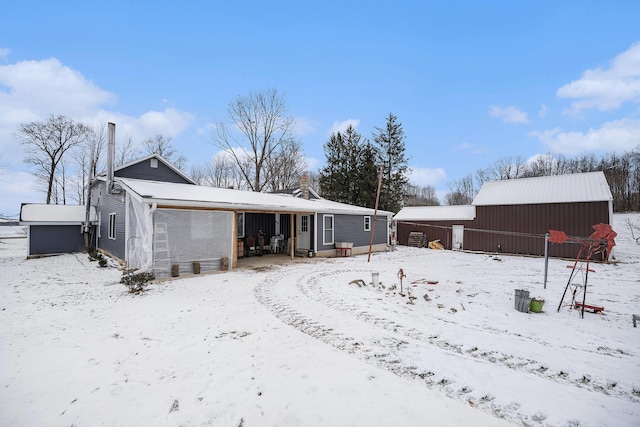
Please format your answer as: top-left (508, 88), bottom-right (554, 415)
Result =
top-left (245, 236), bottom-right (256, 257)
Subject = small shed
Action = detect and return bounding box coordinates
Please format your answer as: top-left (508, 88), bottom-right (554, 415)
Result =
top-left (19, 204), bottom-right (96, 257)
top-left (395, 172), bottom-right (613, 258)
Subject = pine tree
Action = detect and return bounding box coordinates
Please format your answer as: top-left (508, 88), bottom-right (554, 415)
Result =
top-left (372, 113), bottom-right (410, 213)
top-left (320, 126), bottom-right (380, 207)
top-left (319, 132), bottom-right (347, 202)
top-left (355, 142), bottom-right (380, 208)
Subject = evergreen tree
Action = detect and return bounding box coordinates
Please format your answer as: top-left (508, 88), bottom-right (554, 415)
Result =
top-left (355, 142), bottom-right (380, 208)
top-left (372, 113), bottom-right (410, 213)
top-left (342, 125), bottom-right (364, 203)
top-left (320, 125), bottom-right (380, 207)
top-left (319, 132), bottom-right (347, 202)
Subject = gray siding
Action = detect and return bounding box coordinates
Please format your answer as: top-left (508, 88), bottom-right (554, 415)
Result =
top-left (317, 213), bottom-right (388, 251)
top-left (115, 158), bottom-right (192, 184)
top-left (93, 182), bottom-right (127, 260)
top-left (28, 225), bottom-right (85, 255)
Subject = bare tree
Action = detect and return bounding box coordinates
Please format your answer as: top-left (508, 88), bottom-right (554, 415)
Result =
top-left (445, 174), bottom-right (476, 205)
top-left (524, 153), bottom-right (569, 177)
top-left (212, 88), bottom-right (298, 192)
top-left (116, 134), bottom-right (140, 167)
top-left (17, 115), bottom-right (91, 204)
top-left (264, 138), bottom-right (307, 192)
top-left (404, 184), bottom-right (439, 206)
top-left (484, 156), bottom-right (528, 180)
top-left (191, 154), bottom-right (244, 189)
top-left (68, 124), bottom-right (108, 205)
top-left (142, 134), bottom-right (187, 169)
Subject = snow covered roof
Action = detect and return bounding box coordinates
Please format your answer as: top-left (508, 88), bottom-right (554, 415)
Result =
top-left (118, 178), bottom-right (394, 217)
top-left (20, 204), bottom-right (97, 223)
top-left (393, 205), bottom-right (476, 221)
top-left (472, 172), bottom-right (613, 206)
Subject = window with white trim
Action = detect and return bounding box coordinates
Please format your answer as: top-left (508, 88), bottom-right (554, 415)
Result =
top-left (364, 216), bottom-right (371, 231)
top-left (323, 214), bottom-right (334, 245)
top-left (301, 215), bottom-right (308, 232)
top-left (108, 213), bottom-right (116, 240)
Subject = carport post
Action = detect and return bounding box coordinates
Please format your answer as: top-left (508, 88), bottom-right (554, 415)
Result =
top-left (290, 213), bottom-right (294, 260)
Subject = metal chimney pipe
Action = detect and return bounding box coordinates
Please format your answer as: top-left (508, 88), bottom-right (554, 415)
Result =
top-left (107, 122), bottom-right (115, 194)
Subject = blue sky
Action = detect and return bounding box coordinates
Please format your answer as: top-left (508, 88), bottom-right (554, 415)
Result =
top-left (1, 1), bottom-right (640, 217)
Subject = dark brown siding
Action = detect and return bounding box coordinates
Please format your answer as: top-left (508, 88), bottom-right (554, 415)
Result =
top-left (397, 201), bottom-right (610, 258)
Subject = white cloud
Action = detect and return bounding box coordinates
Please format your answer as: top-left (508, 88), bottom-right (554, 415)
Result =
top-left (529, 118), bottom-right (640, 155)
top-left (293, 117), bottom-right (317, 137)
top-left (450, 142), bottom-right (488, 156)
top-left (557, 42), bottom-right (640, 114)
top-left (305, 156), bottom-right (319, 172)
top-left (0, 170), bottom-right (41, 217)
top-left (0, 57), bottom-right (194, 163)
top-left (329, 118), bottom-right (360, 136)
top-left (407, 166), bottom-right (447, 188)
top-left (539, 104), bottom-right (549, 118)
top-left (0, 48), bottom-right (9, 59)
top-left (488, 105), bottom-right (530, 124)
top-left (0, 58), bottom-right (115, 121)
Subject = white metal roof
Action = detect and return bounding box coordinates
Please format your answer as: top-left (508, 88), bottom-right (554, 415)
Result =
top-left (472, 172), bottom-right (613, 206)
top-left (393, 205), bottom-right (476, 221)
top-left (118, 178), bottom-right (394, 217)
top-left (20, 204), bottom-right (97, 223)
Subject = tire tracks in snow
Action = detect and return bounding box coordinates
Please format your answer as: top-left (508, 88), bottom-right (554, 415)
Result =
top-left (255, 264), bottom-right (639, 426)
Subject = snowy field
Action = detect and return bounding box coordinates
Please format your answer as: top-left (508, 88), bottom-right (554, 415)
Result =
top-left (1, 214), bottom-right (639, 427)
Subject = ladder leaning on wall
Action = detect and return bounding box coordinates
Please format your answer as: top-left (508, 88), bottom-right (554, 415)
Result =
top-left (153, 222), bottom-right (171, 277)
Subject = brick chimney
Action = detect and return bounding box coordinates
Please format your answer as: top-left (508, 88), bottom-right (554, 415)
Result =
top-left (300, 173), bottom-right (309, 199)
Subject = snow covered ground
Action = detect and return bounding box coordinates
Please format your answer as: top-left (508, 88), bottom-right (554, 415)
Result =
top-left (1, 214), bottom-right (639, 426)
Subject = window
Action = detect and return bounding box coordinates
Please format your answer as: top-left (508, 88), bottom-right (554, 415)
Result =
top-left (301, 215), bottom-right (308, 232)
top-left (364, 216), bottom-right (371, 231)
top-left (108, 213), bottom-right (116, 240)
top-left (323, 215), bottom-right (334, 245)
top-left (237, 212), bottom-right (245, 238)
top-left (150, 158), bottom-right (158, 168)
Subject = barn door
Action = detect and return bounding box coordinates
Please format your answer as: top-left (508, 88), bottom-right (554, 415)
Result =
top-left (452, 225), bottom-right (464, 250)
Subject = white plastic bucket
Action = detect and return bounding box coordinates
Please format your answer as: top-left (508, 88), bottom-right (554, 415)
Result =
top-left (372, 272), bottom-right (380, 286)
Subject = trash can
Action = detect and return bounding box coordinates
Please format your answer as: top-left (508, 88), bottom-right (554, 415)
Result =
top-left (515, 289), bottom-right (531, 313)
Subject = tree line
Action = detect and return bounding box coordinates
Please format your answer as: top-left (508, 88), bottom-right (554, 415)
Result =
top-left (13, 87), bottom-right (639, 215)
top-left (446, 151), bottom-right (640, 212)
top-left (15, 115), bottom-right (189, 206)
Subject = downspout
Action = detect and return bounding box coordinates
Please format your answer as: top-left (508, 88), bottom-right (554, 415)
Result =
top-left (148, 202), bottom-right (157, 271)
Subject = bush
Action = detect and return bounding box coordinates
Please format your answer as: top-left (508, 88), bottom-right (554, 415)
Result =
top-left (88, 248), bottom-right (109, 267)
top-left (121, 270), bottom-right (155, 293)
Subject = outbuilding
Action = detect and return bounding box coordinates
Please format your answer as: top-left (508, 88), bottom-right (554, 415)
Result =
top-left (19, 204), bottom-right (96, 258)
top-left (395, 172), bottom-right (613, 259)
